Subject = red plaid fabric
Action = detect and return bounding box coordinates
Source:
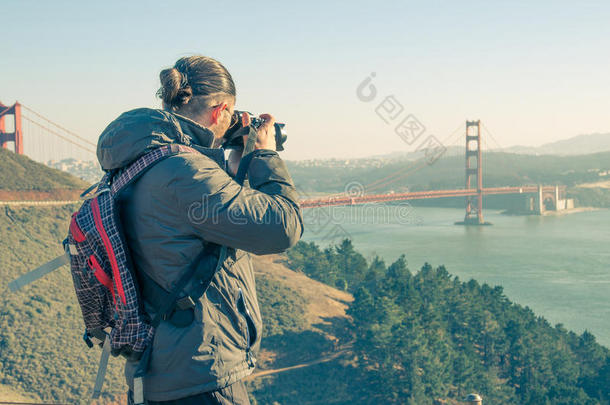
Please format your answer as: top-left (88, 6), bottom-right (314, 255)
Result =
top-left (111, 144), bottom-right (197, 195)
top-left (67, 144), bottom-right (198, 355)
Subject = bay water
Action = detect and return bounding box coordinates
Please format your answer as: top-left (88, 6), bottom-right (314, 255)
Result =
top-left (302, 205), bottom-right (610, 347)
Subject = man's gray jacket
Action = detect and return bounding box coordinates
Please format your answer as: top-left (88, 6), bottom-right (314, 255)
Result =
top-left (96, 108), bottom-right (303, 401)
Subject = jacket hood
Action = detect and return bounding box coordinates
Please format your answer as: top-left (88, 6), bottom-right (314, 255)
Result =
top-left (96, 108), bottom-right (216, 170)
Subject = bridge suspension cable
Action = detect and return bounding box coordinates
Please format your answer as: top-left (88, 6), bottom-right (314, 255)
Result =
top-left (480, 122), bottom-right (525, 185)
top-left (480, 121), bottom-right (505, 151)
top-left (363, 123), bottom-right (466, 193)
top-left (21, 116), bottom-right (96, 154)
top-left (14, 103), bottom-right (98, 163)
top-left (21, 104), bottom-right (97, 147)
top-left (362, 122), bottom-right (466, 193)
top-left (305, 120), bottom-right (496, 212)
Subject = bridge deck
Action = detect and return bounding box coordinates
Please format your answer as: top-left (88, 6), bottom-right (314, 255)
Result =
top-left (299, 186), bottom-right (563, 208)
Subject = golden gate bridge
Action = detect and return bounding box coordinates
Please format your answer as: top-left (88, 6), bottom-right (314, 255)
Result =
top-left (1, 101), bottom-right (567, 225)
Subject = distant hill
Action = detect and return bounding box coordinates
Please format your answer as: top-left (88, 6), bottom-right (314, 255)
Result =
top-left (288, 150), bottom-right (610, 208)
top-left (287, 133), bottom-right (610, 166)
top-left (367, 145), bottom-right (463, 162)
top-left (0, 148), bottom-right (88, 191)
top-left (288, 150), bottom-right (610, 192)
top-left (504, 133), bottom-right (610, 156)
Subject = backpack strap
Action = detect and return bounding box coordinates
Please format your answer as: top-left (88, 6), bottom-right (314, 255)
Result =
top-left (132, 241), bottom-right (225, 404)
top-left (110, 143), bottom-right (198, 197)
top-left (137, 243), bottom-right (222, 328)
top-left (91, 333), bottom-right (112, 399)
top-left (8, 247), bottom-right (70, 292)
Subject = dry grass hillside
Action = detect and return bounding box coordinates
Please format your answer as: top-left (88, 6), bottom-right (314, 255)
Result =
top-left (0, 383), bottom-right (42, 403)
top-left (0, 151), bottom-right (354, 403)
top-left (245, 255), bottom-right (359, 404)
top-left (0, 202), bottom-right (356, 404)
top-left (252, 254), bottom-right (353, 330)
top-left (0, 148), bottom-right (87, 192)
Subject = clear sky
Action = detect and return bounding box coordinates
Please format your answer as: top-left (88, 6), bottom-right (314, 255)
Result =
top-left (2, 0), bottom-right (609, 161)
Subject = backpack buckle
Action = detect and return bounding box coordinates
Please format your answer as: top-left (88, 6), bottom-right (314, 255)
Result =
top-left (83, 330), bottom-right (94, 348)
top-left (83, 328), bottom-right (107, 348)
top-left (175, 295), bottom-right (196, 310)
top-left (159, 296), bottom-right (196, 327)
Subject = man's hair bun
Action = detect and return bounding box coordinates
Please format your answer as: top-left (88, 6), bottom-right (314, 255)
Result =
top-left (157, 56), bottom-right (236, 112)
top-left (157, 67), bottom-right (193, 109)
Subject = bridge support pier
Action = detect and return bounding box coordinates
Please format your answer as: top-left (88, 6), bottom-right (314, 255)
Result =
top-left (536, 185), bottom-right (544, 214)
top-left (516, 185), bottom-right (571, 215)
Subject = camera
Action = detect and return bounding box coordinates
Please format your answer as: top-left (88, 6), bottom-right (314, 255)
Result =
top-left (222, 110), bottom-right (287, 151)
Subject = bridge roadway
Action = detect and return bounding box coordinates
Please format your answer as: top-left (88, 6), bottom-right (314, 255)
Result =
top-left (0, 186), bottom-right (562, 209)
top-left (299, 186), bottom-right (560, 209)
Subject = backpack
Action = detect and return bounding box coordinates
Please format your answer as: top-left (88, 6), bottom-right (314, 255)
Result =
top-left (64, 143), bottom-right (225, 404)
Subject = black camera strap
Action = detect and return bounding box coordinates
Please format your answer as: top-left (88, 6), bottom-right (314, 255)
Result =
top-left (234, 126), bottom-right (258, 184)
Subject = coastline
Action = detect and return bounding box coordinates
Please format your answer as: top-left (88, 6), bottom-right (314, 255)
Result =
top-left (501, 206), bottom-right (602, 216)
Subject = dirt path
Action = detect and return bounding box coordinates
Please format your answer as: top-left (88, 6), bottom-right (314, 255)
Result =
top-left (245, 349), bottom-right (348, 380)
top-left (247, 256), bottom-right (355, 380)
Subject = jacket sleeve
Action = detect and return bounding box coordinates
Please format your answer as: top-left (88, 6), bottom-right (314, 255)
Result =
top-left (170, 149), bottom-right (304, 255)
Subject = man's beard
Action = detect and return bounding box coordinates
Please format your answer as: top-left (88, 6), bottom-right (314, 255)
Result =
top-left (212, 136), bottom-right (224, 148)
top-left (210, 123), bottom-right (230, 148)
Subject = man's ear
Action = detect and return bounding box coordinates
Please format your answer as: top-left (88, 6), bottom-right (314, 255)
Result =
top-left (210, 103), bottom-right (227, 125)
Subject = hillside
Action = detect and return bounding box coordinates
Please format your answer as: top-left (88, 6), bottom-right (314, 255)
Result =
top-left (0, 148), bottom-right (88, 191)
top-left (0, 204), bottom-right (118, 403)
top-left (0, 204), bottom-right (354, 404)
top-left (2, 206), bottom-right (610, 404)
top-left (504, 133), bottom-right (610, 156)
top-left (1, 154), bottom-right (609, 404)
top-left (289, 150), bottom-right (610, 193)
top-left (253, 254), bottom-right (352, 329)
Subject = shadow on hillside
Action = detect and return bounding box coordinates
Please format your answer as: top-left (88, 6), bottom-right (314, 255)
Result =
top-left (312, 315), bottom-right (354, 346)
top-left (261, 315), bottom-right (354, 370)
top-left (261, 329), bottom-right (333, 368)
top-left (249, 314), bottom-right (363, 405)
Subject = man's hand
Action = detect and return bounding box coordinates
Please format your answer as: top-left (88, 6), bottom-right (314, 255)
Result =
top-left (242, 113), bottom-right (277, 151)
top-left (226, 113), bottom-right (277, 177)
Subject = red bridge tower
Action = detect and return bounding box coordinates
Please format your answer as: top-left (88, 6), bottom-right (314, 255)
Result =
top-left (0, 101), bottom-right (23, 155)
top-left (458, 120), bottom-right (490, 225)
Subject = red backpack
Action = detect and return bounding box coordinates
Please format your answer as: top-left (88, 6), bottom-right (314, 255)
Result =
top-left (68, 143), bottom-right (228, 404)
